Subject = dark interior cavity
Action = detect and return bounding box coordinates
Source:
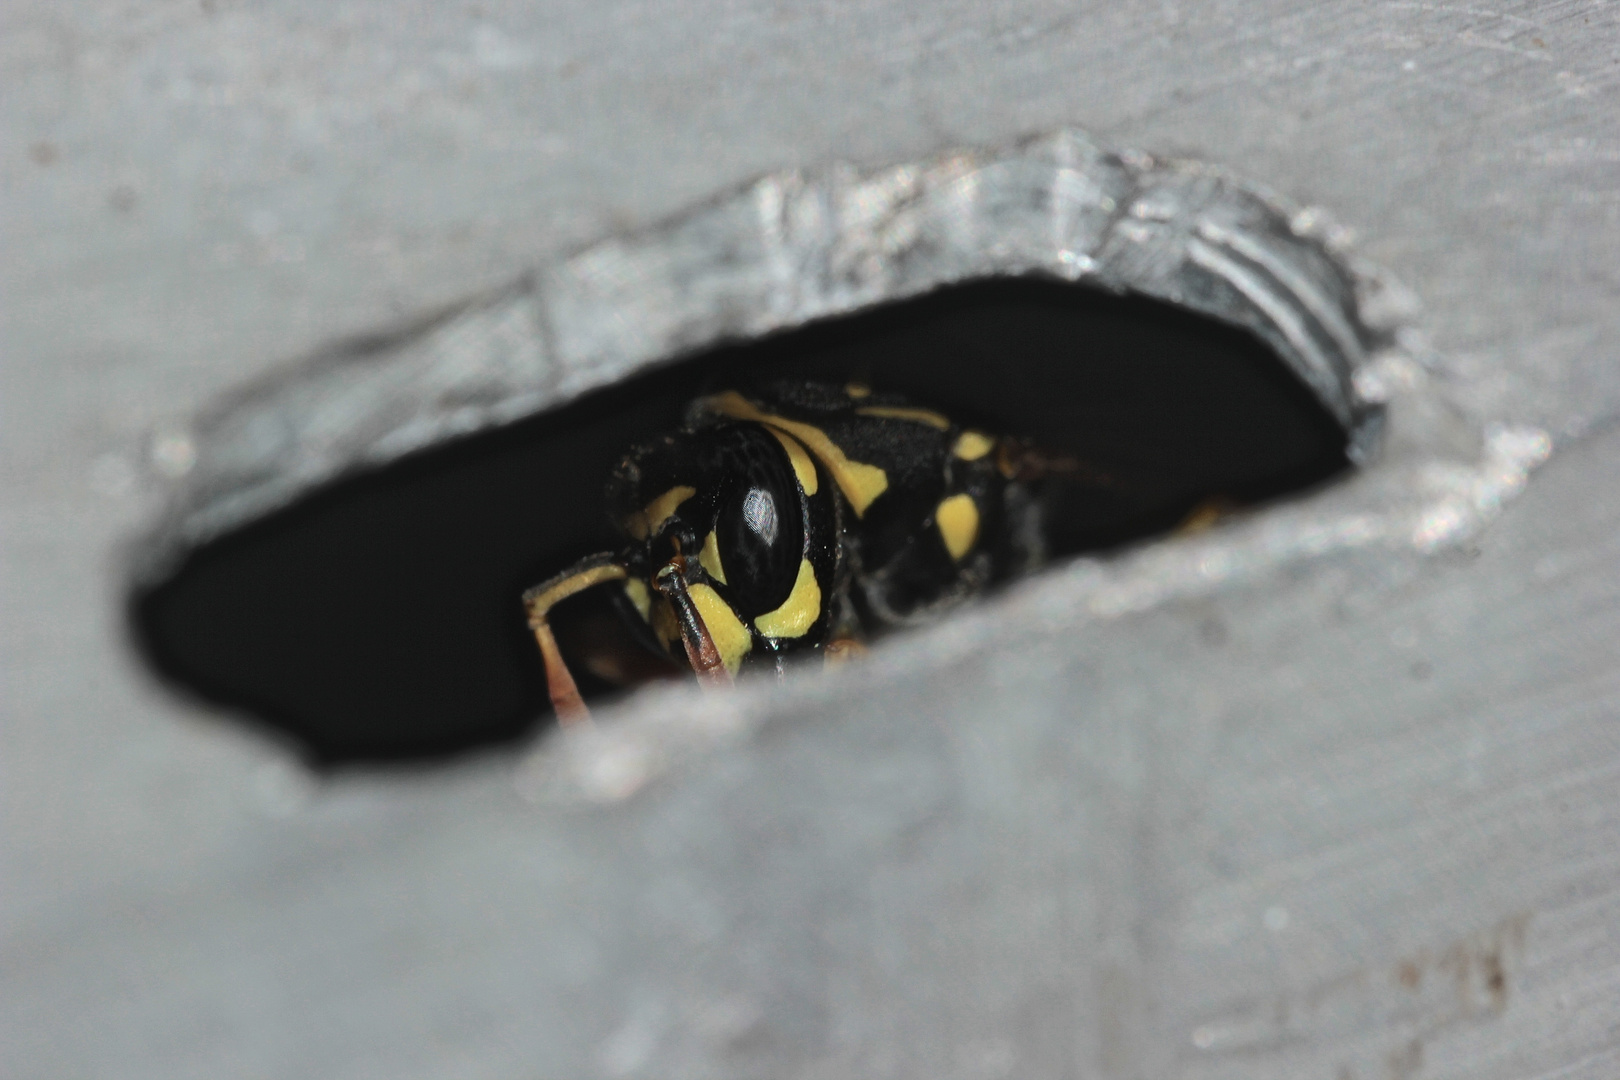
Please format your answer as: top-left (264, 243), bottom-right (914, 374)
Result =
top-left (132, 278), bottom-right (1351, 765)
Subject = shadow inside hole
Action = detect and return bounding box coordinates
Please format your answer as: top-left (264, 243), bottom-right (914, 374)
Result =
top-left (132, 278), bottom-right (1351, 765)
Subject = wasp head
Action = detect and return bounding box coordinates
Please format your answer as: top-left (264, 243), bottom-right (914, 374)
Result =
top-left (606, 419), bottom-right (834, 676)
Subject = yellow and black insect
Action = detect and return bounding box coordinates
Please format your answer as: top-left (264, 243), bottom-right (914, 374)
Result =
top-left (522, 381), bottom-right (1080, 723)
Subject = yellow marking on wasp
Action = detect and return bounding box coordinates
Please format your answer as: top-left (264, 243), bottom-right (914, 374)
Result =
top-left (643, 485), bottom-right (697, 534)
top-left (952, 430), bottom-right (996, 461)
top-left (753, 559), bottom-right (822, 639)
top-left (845, 382), bottom-right (871, 399)
top-left (935, 493), bottom-right (980, 561)
top-left (766, 427), bottom-right (819, 495)
top-left (856, 405), bottom-right (950, 430)
top-left (699, 530), bottom-right (727, 584)
top-left (651, 594), bottom-right (681, 647)
top-left (708, 391), bottom-right (889, 517)
top-left (687, 583), bottom-right (753, 673)
top-left (623, 578), bottom-right (652, 622)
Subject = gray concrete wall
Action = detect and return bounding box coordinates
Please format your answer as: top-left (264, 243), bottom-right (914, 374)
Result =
top-left (5, 2), bottom-right (1619, 1077)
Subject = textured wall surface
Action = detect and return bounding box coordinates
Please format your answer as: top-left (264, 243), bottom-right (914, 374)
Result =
top-left (5, 1), bottom-right (1619, 1077)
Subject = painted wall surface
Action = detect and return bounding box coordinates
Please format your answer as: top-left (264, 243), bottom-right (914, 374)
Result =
top-left (5, 2), bottom-right (1619, 1076)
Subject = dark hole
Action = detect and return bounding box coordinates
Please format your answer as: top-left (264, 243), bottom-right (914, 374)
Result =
top-left (132, 278), bottom-right (1351, 765)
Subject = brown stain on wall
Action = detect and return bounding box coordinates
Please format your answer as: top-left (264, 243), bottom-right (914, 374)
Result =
top-left (1186, 911), bottom-right (1530, 1075)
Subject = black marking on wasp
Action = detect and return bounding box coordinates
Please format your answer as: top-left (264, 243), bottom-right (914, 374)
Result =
top-left (523, 381), bottom-right (1091, 723)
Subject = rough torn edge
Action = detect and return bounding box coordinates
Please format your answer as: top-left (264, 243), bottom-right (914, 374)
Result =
top-left (129, 128), bottom-right (1385, 585)
top-left (109, 128), bottom-right (1551, 799)
top-left (508, 156), bottom-right (1553, 806)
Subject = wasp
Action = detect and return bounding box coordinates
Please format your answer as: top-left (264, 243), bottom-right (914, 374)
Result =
top-left (522, 381), bottom-right (1088, 723)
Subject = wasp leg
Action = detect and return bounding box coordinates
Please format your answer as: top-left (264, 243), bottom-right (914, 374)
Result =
top-left (823, 637), bottom-right (868, 666)
top-left (995, 437), bottom-right (1121, 488)
top-left (522, 553), bottom-right (628, 726)
top-left (820, 585), bottom-right (867, 666)
top-left (653, 560), bottom-right (733, 689)
top-left (1173, 496), bottom-right (1243, 535)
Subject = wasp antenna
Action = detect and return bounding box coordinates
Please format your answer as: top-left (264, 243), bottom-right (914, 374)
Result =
top-left (522, 553), bottom-right (628, 725)
top-left (531, 619), bottom-right (591, 725)
top-left (653, 561), bottom-right (733, 689)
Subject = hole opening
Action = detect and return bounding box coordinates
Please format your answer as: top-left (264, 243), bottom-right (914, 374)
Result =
top-left (132, 277), bottom-right (1352, 765)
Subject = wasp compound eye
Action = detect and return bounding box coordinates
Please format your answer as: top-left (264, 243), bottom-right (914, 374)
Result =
top-left (707, 425), bottom-right (807, 618)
